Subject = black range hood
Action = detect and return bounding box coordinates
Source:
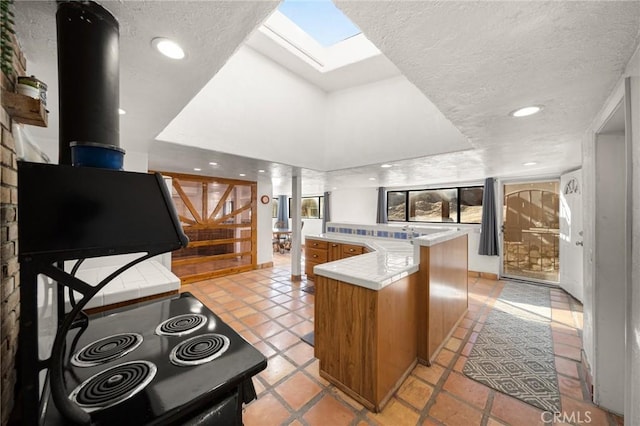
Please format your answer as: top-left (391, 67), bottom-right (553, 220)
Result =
top-left (17, 161), bottom-right (188, 262)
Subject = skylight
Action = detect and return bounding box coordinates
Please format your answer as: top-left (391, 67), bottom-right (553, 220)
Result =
top-left (277, 0), bottom-right (361, 47)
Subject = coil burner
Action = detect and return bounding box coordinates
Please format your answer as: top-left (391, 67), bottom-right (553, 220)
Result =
top-left (155, 313), bottom-right (208, 337)
top-left (71, 333), bottom-right (143, 367)
top-left (69, 361), bottom-right (157, 413)
top-left (170, 333), bottom-right (230, 367)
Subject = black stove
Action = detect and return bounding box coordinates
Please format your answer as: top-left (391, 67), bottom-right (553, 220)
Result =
top-left (42, 292), bottom-right (267, 425)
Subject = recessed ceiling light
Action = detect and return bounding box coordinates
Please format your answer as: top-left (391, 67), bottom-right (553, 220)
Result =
top-left (209, 162), bottom-right (218, 166)
top-left (510, 105), bottom-right (542, 117)
top-left (118, 108), bottom-right (126, 115)
top-left (193, 168), bottom-right (201, 171)
top-left (258, 169), bottom-right (265, 173)
top-left (523, 162), bottom-right (537, 166)
top-left (381, 164), bottom-right (392, 168)
top-left (369, 177), bottom-right (376, 181)
top-left (152, 37), bottom-right (185, 60)
top-left (239, 173), bottom-right (246, 177)
top-left (332, 187), bottom-right (338, 190)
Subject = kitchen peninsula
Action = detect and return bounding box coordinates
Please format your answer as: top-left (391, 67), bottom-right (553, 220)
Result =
top-left (307, 225), bottom-right (468, 412)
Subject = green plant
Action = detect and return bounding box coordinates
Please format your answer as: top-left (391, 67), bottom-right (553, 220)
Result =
top-left (1, 0), bottom-right (15, 76)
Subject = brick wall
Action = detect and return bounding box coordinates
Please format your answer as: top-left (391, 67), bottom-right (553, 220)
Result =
top-left (1, 27), bottom-right (26, 426)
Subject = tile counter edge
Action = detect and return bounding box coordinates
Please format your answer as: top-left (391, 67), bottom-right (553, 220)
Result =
top-left (306, 229), bottom-right (469, 290)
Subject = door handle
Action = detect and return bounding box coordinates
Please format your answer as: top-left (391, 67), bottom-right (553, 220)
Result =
top-left (575, 241), bottom-right (583, 246)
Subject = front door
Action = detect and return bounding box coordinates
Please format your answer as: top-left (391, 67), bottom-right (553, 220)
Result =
top-left (502, 180), bottom-right (560, 283)
top-left (559, 169), bottom-right (584, 301)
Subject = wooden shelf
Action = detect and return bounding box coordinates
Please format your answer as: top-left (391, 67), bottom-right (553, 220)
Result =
top-left (1, 90), bottom-right (48, 127)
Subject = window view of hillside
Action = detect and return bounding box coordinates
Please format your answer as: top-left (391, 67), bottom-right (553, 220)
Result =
top-left (387, 192), bottom-right (406, 221)
top-left (409, 189), bottom-right (458, 222)
top-left (387, 186), bottom-right (483, 224)
top-left (460, 187), bottom-right (484, 224)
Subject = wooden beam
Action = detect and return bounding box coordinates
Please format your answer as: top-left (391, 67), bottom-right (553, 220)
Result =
top-left (172, 251), bottom-right (252, 267)
top-left (179, 265), bottom-right (253, 285)
top-left (152, 171), bottom-right (253, 186)
top-left (251, 183), bottom-right (257, 269)
top-left (202, 182), bottom-right (208, 221)
top-left (178, 215), bottom-right (197, 226)
top-left (209, 184), bottom-right (234, 221)
top-left (188, 237), bottom-right (251, 248)
top-left (211, 202), bottom-right (252, 225)
top-left (173, 179), bottom-right (202, 224)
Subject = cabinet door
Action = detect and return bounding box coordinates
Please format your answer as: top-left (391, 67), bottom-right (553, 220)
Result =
top-left (328, 242), bottom-right (342, 262)
top-left (305, 260), bottom-right (319, 281)
top-left (306, 239), bottom-right (328, 250)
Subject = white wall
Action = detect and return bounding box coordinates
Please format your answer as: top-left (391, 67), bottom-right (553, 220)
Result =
top-left (581, 43), bottom-right (639, 421)
top-left (158, 46), bottom-right (327, 171)
top-left (324, 76), bottom-right (468, 170)
top-left (466, 229), bottom-right (501, 274)
top-left (257, 177), bottom-right (274, 265)
top-left (123, 150), bottom-right (148, 173)
top-left (593, 133), bottom-right (626, 413)
top-left (626, 51), bottom-right (640, 426)
top-left (330, 187), bottom-right (378, 224)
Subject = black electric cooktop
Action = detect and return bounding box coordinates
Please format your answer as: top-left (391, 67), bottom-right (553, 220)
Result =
top-left (43, 292), bottom-right (267, 425)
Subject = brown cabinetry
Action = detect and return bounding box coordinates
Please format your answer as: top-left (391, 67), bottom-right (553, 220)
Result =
top-left (305, 238), bottom-right (366, 281)
top-left (342, 244), bottom-right (364, 258)
top-left (328, 242), bottom-right (341, 262)
top-left (315, 274), bottom-right (418, 411)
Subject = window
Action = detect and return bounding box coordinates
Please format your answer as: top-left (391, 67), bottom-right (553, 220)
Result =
top-left (387, 191), bottom-right (407, 221)
top-left (409, 189), bottom-right (458, 222)
top-left (459, 187), bottom-right (484, 224)
top-left (272, 198), bottom-right (279, 219)
top-left (278, 0), bottom-right (361, 47)
top-left (387, 186), bottom-right (483, 224)
top-left (289, 196), bottom-right (324, 219)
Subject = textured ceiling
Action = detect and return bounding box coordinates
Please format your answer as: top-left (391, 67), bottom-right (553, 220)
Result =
top-left (335, 0), bottom-right (640, 175)
top-left (13, 1), bottom-right (640, 195)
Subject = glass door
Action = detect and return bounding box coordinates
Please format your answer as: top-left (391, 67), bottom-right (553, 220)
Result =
top-left (502, 180), bottom-right (560, 283)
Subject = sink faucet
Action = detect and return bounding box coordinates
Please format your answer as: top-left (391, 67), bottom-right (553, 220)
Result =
top-left (402, 225), bottom-right (416, 241)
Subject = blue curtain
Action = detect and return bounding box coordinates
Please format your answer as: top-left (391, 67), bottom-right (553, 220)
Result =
top-left (478, 178), bottom-right (499, 255)
top-left (322, 191), bottom-right (330, 233)
top-left (276, 195), bottom-right (289, 229)
top-left (376, 187), bottom-right (387, 224)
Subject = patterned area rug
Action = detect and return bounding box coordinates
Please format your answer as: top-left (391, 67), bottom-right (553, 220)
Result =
top-left (463, 282), bottom-right (561, 413)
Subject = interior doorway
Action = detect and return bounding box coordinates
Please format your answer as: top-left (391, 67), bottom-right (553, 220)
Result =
top-left (501, 180), bottom-right (560, 284)
top-left (158, 172), bottom-right (257, 284)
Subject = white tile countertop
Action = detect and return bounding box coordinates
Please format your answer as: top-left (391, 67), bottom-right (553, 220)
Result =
top-left (307, 228), bottom-right (468, 291)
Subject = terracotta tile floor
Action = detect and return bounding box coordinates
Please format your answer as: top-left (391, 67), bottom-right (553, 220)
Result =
top-left (181, 254), bottom-right (623, 426)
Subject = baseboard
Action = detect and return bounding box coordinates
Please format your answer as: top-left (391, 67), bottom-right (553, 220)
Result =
top-left (319, 370), bottom-right (376, 412)
top-left (291, 274), bottom-right (302, 282)
top-left (256, 262), bottom-right (274, 269)
top-left (468, 270), bottom-right (498, 280)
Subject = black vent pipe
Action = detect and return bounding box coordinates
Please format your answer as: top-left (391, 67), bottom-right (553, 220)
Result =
top-left (56, 1), bottom-right (119, 165)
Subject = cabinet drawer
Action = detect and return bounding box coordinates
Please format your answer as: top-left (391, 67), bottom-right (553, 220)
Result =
top-left (306, 248), bottom-right (328, 263)
top-left (306, 239), bottom-right (328, 250)
top-left (342, 244), bottom-right (364, 256)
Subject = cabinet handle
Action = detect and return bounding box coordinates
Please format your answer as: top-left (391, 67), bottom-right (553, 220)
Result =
top-left (313, 254), bottom-right (318, 258)
top-left (332, 244), bottom-right (338, 247)
top-left (349, 248), bottom-right (355, 252)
